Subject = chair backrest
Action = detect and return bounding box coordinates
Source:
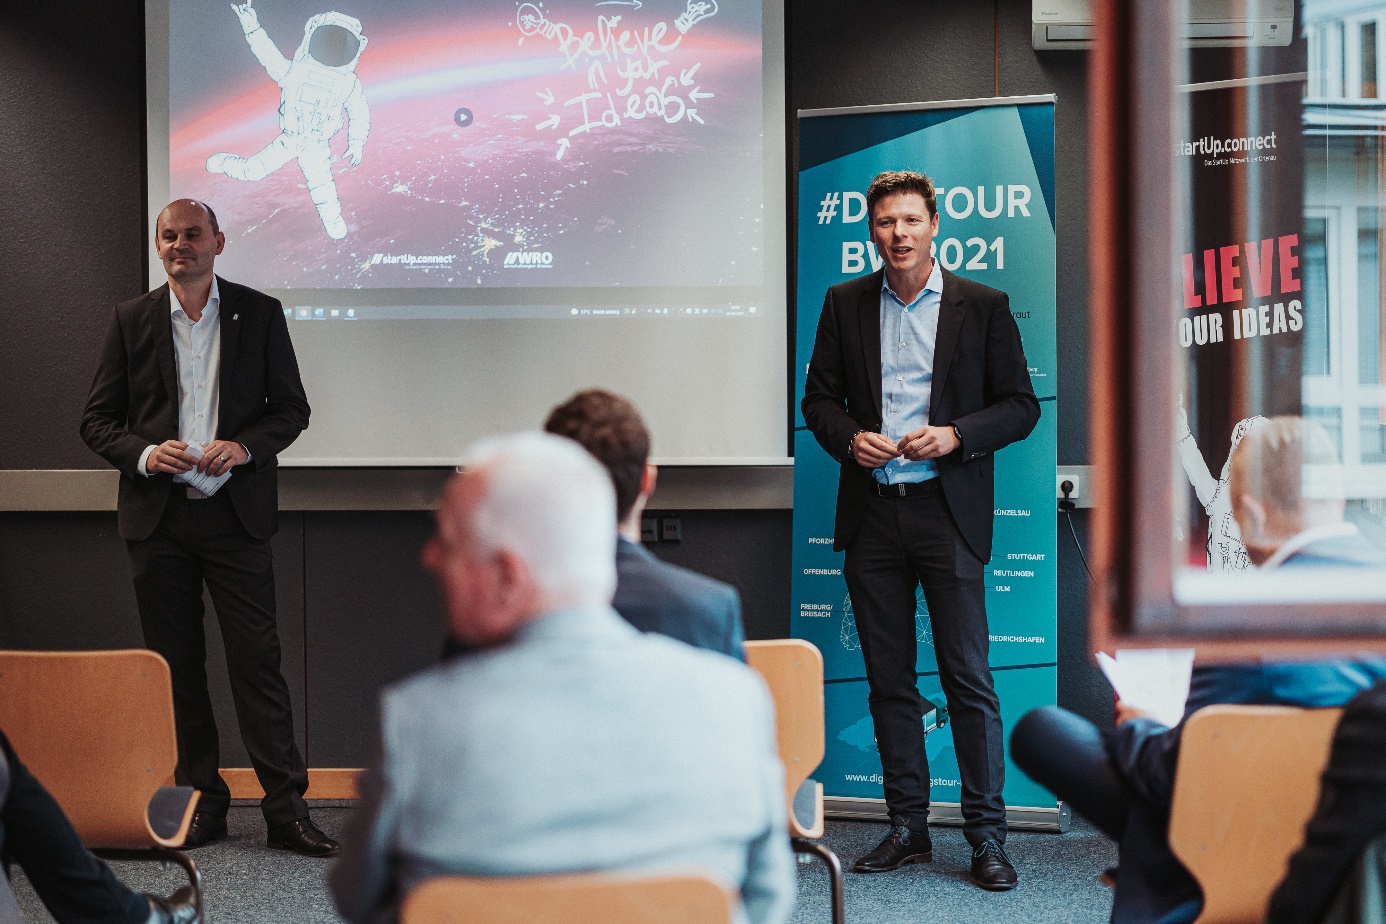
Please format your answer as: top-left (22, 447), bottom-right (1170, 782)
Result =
top-left (744, 639), bottom-right (826, 836)
top-left (0, 649), bottom-right (184, 848)
top-left (1169, 703), bottom-right (1344, 924)
top-left (400, 871), bottom-right (735, 924)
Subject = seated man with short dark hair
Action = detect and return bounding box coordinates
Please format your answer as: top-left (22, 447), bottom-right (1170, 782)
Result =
top-left (1011, 417), bottom-right (1386, 924)
top-left (544, 388), bottom-right (746, 661)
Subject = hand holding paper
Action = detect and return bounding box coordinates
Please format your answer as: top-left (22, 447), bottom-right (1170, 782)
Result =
top-left (173, 442), bottom-right (234, 497)
top-left (1096, 649), bottom-right (1196, 728)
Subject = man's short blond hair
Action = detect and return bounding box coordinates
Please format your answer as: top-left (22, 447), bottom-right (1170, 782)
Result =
top-left (1229, 416), bottom-right (1344, 522)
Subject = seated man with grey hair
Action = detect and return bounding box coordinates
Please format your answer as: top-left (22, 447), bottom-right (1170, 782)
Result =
top-left (329, 432), bottom-right (795, 924)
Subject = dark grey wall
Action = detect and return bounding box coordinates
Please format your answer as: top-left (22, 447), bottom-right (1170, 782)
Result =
top-left (0, 0), bottom-right (1109, 769)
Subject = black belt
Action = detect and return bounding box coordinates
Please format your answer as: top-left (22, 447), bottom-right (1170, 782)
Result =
top-left (872, 478), bottom-right (942, 498)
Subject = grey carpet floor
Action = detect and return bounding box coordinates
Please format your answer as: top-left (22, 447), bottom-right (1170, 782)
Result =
top-left (10, 806), bottom-right (1116, 923)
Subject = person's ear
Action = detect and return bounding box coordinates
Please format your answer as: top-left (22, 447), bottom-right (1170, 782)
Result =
top-left (640, 463), bottom-right (657, 499)
top-left (493, 548), bottom-right (536, 618)
top-left (1235, 493), bottom-right (1268, 543)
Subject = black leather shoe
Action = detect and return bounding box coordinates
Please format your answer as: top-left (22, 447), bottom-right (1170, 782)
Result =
top-left (267, 817), bottom-right (340, 857)
top-left (143, 885), bottom-right (201, 924)
top-left (850, 824), bottom-right (933, 873)
top-left (971, 838), bottom-right (1018, 891)
top-left (181, 812), bottom-right (227, 849)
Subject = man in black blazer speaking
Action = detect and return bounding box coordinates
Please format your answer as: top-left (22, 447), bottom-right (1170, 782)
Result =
top-left (81, 199), bottom-right (336, 857)
top-left (802, 171), bottom-right (1039, 890)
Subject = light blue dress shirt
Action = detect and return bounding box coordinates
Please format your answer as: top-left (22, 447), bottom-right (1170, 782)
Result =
top-left (876, 260), bottom-right (944, 484)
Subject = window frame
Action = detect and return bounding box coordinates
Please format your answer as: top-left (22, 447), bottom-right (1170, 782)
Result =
top-left (1089, 0), bottom-right (1386, 658)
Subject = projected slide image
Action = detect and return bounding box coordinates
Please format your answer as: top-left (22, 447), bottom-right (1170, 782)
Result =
top-left (168, 0), bottom-right (765, 290)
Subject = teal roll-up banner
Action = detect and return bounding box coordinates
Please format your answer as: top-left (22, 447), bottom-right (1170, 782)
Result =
top-left (792, 96), bottom-right (1058, 815)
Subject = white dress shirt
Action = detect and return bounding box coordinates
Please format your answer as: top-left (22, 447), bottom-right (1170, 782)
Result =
top-left (138, 278), bottom-right (226, 491)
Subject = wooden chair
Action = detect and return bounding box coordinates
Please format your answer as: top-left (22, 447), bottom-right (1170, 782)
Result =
top-left (400, 871), bottom-right (735, 924)
top-left (1168, 704), bottom-right (1344, 924)
top-left (744, 639), bottom-right (844, 924)
top-left (0, 650), bottom-right (203, 914)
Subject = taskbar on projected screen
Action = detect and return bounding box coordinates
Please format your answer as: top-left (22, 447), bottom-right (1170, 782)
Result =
top-left (284, 304), bottom-right (766, 321)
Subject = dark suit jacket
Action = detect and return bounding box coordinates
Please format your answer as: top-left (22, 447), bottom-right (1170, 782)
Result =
top-left (1267, 680), bottom-right (1386, 924)
top-left (801, 268), bottom-right (1040, 560)
top-left (81, 277), bottom-right (310, 541)
top-left (613, 539), bottom-right (746, 661)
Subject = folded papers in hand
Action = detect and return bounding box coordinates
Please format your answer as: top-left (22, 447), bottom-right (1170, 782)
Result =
top-left (173, 442), bottom-right (233, 497)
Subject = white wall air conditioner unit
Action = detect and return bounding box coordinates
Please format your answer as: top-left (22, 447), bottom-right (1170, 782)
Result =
top-left (1033, 0), bottom-right (1294, 50)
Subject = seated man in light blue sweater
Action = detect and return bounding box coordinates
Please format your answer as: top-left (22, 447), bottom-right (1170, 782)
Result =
top-left (329, 432), bottom-right (795, 924)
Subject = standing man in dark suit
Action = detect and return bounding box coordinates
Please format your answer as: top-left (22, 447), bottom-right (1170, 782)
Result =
top-left (81, 199), bottom-right (337, 856)
top-left (544, 389), bottom-right (746, 660)
top-left (802, 171), bottom-right (1039, 890)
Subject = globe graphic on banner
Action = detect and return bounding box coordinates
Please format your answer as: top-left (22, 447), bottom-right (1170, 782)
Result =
top-left (839, 588), bottom-right (933, 651)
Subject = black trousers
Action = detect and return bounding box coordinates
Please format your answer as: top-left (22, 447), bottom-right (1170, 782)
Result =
top-left (843, 481), bottom-right (1006, 845)
top-left (0, 732), bottom-right (149, 924)
top-left (1009, 706), bottom-right (1131, 841)
top-left (126, 490), bottom-right (308, 827)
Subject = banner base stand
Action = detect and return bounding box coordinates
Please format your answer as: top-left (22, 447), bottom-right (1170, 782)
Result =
top-left (824, 796), bottom-right (1071, 833)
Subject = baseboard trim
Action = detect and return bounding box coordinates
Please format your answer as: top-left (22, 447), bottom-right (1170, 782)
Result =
top-left (824, 796), bottom-right (1071, 832)
top-left (224, 768), bottom-right (363, 800)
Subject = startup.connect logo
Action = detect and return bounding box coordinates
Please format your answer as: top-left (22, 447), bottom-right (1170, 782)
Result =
top-left (503, 250), bottom-right (554, 268)
top-left (366, 253), bottom-right (456, 267)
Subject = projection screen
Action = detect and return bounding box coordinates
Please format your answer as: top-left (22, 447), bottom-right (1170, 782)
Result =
top-left (146, 0), bottom-right (787, 465)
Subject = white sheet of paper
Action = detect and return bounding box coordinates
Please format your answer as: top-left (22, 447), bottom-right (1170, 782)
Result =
top-left (173, 442), bottom-right (233, 497)
top-left (1096, 648), bottom-right (1196, 728)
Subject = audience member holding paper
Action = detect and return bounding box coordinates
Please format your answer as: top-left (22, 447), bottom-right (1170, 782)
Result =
top-left (1010, 417), bottom-right (1386, 924)
top-left (80, 200), bottom-right (336, 858)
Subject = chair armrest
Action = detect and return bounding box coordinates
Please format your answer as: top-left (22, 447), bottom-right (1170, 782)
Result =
top-left (789, 779), bottom-right (824, 839)
top-left (147, 786), bottom-right (200, 847)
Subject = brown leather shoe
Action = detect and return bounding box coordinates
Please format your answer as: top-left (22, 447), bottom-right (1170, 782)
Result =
top-left (181, 812), bottom-right (227, 849)
top-left (267, 817), bottom-right (340, 857)
top-left (850, 824), bottom-right (933, 873)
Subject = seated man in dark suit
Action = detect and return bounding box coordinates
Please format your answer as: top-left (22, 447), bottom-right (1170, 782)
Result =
top-left (543, 389), bottom-right (747, 660)
top-left (1011, 417), bottom-right (1386, 924)
top-left (0, 730), bottom-right (198, 924)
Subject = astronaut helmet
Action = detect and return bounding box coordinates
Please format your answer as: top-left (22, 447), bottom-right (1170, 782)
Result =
top-left (1229, 414), bottom-right (1270, 449)
top-left (295, 11), bottom-right (368, 71)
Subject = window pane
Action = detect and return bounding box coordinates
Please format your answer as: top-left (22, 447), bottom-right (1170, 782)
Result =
top-left (1304, 216), bottom-right (1331, 377)
top-left (1363, 21), bottom-right (1379, 97)
top-left (1363, 406), bottom-right (1386, 462)
top-left (1361, 207), bottom-right (1382, 385)
top-left (1170, 0), bottom-right (1386, 614)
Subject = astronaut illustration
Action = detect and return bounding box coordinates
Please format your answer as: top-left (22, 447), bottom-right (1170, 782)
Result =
top-left (1177, 406), bottom-right (1269, 573)
top-left (206, 2), bottom-right (369, 240)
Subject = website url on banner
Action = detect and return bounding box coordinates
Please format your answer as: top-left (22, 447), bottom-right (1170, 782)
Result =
top-left (844, 773), bottom-right (959, 787)
top-left (1175, 131), bottom-right (1277, 158)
